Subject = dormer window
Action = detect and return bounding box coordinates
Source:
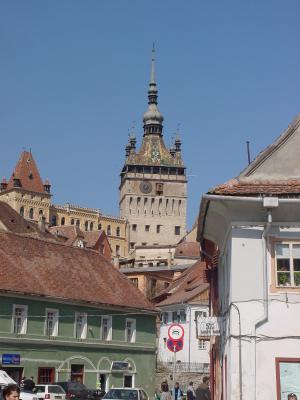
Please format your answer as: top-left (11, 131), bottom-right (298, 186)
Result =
top-left (29, 172), bottom-right (33, 180)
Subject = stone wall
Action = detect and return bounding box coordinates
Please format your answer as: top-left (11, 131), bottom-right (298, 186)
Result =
top-left (155, 367), bottom-right (209, 394)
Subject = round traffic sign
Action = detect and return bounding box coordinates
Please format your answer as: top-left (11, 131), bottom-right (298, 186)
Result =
top-left (167, 338), bottom-right (184, 352)
top-left (168, 323), bottom-right (184, 341)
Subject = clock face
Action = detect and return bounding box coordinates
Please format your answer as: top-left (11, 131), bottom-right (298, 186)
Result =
top-left (139, 181), bottom-right (152, 194)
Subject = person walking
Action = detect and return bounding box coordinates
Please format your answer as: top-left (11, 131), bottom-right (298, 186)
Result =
top-left (160, 382), bottom-right (171, 400)
top-left (288, 394), bottom-right (297, 400)
top-left (187, 382), bottom-right (195, 400)
top-left (195, 377), bottom-right (210, 400)
top-left (171, 383), bottom-right (183, 400)
top-left (2, 384), bottom-right (20, 400)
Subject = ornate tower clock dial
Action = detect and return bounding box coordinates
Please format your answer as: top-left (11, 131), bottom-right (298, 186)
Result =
top-left (139, 181), bottom-right (152, 194)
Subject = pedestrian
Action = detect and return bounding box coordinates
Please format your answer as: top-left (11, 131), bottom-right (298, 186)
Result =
top-left (23, 377), bottom-right (35, 392)
top-left (160, 382), bottom-right (171, 400)
top-left (2, 384), bottom-right (20, 400)
top-left (195, 377), bottom-right (210, 400)
top-left (288, 395), bottom-right (297, 400)
top-left (187, 382), bottom-right (195, 400)
top-left (171, 383), bottom-right (183, 400)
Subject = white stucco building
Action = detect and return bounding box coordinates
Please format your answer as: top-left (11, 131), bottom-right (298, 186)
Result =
top-left (155, 261), bottom-right (210, 373)
top-left (198, 114), bottom-right (300, 400)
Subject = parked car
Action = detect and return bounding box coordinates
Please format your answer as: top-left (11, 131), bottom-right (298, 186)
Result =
top-left (55, 382), bottom-right (89, 400)
top-left (87, 389), bottom-right (106, 400)
top-left (35, 385), bottom-right (66, 400)
top-left (20, 391), bottom-right (39, 400)
top-left (103, 389), bottom-right (148, 400)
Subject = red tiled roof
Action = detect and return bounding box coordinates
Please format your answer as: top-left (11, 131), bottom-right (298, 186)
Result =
top-left (49, 225), bottom-right (84, 246)
top-left (0, 202), bottom-right (56, 241)
top-left (209, 178), bottom-right (300, 196)
top-left (0, 231), bottom-right (155, 311)
top-left (7, 151), bottom-right (46, 194)
top-left (154, 260), bottom-right (209, 306)
top-left (175, 242), bottom-right (200, 258)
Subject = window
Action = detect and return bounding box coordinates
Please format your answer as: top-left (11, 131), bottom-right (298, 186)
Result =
top-left (51, 215), bottom-right (57, 226)
top-left (116, 245), bottom-right (120, 256)
top-left (141, 242), bottom-right (147, 246)
top-left (101, 316), bottom-right (112, 341)
top-left (38, 368), bottom-right (55, 384)
top-left (156, 225), bottom-right (161, 234)
top-left (85, 221), bottom-right (89, 231)
top-left (90, 222), bottom-right (94, 231)
top-left (71, 219), bottom-right (75, 225)
top-left (116, 227), bottom-right (120, 236)
top-left (61, 217), bottom-right (65, 225)
top-left (39, 209), bottom-right (43, 215)
top-left (130, 242), bottom-right (135, 250)
top-left (145, 225), bottom-right (150, 232)
top-left (75, 313), bottom-right (87, 339)
top-left (156, 183), bottom-right (163, 195)
top-left (275, 243), bottom-right (300, 287)
top-left (12, 305), bottom-right (27, 334)
top-left (45, 309), bottom-right (59, 336)
top-left (161, 312), bottom-right (169, 324)
top-left (107, 225), bottom-right (111, 236)
top-left (20, 206), bottom-right (24, 217)
top-left (98, 223), bottom-right (102, 230)
top-left (76, 219), bottom-right (80, 227)
top-left (130, 278), bottom-right (138, 288)
top-left (125, 318), bottom-right (136, 343)
top-left (175, 226), bottom-right (181, 236)
top-left (29, 208), bottom-right (34, 219)
top-left (198, 339), bottom-right (207, 350)
top-left (132, 224), bottom-right (137, 232)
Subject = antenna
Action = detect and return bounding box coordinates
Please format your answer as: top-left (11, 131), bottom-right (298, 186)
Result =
top-left (246, 141), bottom-right (251, 165)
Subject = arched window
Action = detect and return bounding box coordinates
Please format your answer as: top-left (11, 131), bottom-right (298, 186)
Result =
top-left (116, 227), bottom-right (120, 237)
top-left (29, 208), bottom-right (34, 219)
top-left (98, 223), bottom-right (102, 230)
top-left (71, 219), bottom-right (74, 225)
top-left (39, 209), bottom-right (43, 215)
top-left (85, 221), bottom-right (89, 231)
top-left (76, 220), bottom-right (80, 227)
top-left (90, 222), bottom-right (94, 231)
top-left (107, 225), bottom-right (111, 236)
top-left (20, 206), bottom-right (24, 217)
top-left (61, 217), bottom-right (65, 226)
top-left (51, 215), bottom-right (57, 226)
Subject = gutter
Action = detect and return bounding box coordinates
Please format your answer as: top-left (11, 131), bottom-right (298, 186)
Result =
top-left (203, 193), bottom-right (300, 204)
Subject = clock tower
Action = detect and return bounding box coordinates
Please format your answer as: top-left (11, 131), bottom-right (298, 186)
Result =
top-left (119, 48), bottom-right (187, 256)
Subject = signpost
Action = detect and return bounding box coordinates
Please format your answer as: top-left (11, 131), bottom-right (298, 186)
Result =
top-left (196, 317), bottom-right (222, 338)
top-left (167, 324), bottom-right (184, 400)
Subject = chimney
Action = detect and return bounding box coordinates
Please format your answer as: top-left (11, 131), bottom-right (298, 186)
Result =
top-left (38, 216), bottom-right (46, 232)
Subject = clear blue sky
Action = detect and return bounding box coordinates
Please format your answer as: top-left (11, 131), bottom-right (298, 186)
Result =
top-left (1, 1), bottom-right (300, 228)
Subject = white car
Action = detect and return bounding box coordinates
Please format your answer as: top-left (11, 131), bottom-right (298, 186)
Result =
top-left (35, 385), bottom-right (66, 400)
top-left (103, 388), bottom-right (148, 400)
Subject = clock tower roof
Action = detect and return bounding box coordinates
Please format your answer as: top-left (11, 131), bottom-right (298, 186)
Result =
top-left (124, 48), bottom-right (185, 168)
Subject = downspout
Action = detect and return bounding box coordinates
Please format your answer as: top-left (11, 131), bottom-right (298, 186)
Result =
top-left (253, 206), bottom-right (274, 399)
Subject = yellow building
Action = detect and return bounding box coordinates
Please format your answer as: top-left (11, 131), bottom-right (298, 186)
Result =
top-left (0, 151), bottom-right (128, 259)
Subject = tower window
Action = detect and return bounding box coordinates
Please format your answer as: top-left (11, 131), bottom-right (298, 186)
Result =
top-left (29, 208), bottom-right (34, 219)
top-left (156, 183), bottom-right (163, 195)
top-left (145, 225), bottom-right (150, 232)
top-left (130, 242), bottom-right (135, 249)
top-left (175, 226), bottom-right (181, 235)
top-left (156, 225), bottom-right (161, 234)
top-left (132, 224), bottom-right (137, 232)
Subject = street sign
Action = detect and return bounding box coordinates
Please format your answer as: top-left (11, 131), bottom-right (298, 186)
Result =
top-left (196, 317), bottom-right (222, 337)
top-left (2, 354), bottom-right (20, 365)
top-left (167, 338), bottom-right (183, 352)
top-left (168, 323), bottom-right (184, 341)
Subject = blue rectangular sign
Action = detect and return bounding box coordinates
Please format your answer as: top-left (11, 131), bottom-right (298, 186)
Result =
top-left (2, 354), bottom-right (20, 365)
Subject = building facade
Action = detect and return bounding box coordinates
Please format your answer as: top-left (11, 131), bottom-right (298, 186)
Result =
top-left (0, 151), bottom-right (128, 259)
top-left (119, 48), bottom-right (187, 266)
top-left (198, 114), bottom-right (300, 400)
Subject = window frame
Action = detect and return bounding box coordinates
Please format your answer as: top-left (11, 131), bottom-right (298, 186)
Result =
top-left (45, 308), bottom-right (59, 337)
top-left (74, 312), bottom-right (87, 339)
top-left (271, 239), bottom-right (300, 292)
top-left (101, 315), bottom-right (112, 341)
top-left (125, 318), bottom-right (136, 343)
top-left (12, 304), bottom-right (28, 334)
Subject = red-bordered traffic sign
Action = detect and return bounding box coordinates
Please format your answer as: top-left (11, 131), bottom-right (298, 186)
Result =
top-left (167, 338), bottom-right (184, 352)
top-left (168, 323), bottom-right (184, 341)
